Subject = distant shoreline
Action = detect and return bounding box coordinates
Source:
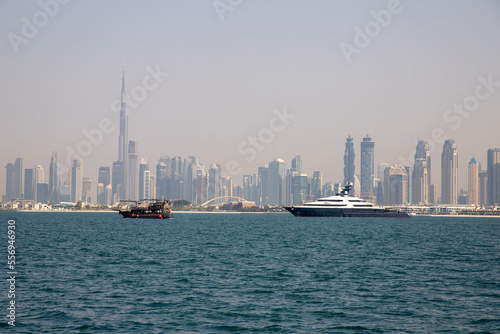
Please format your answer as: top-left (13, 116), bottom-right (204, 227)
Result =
top-left (5, 211), bottom-right (500, 217)
top-left (14, 210), bottom-right (118, 213)
top-left (419, 214), bottom-right (500, 218)
top-left (8, 210), bottom-right (280, 214)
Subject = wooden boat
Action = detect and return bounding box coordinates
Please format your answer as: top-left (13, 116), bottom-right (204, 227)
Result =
top-left (119, 200), bottom-right (171, 219)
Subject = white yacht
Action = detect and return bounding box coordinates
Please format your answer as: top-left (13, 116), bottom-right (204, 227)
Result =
top-left (283, 183), bottom-right (410, 218)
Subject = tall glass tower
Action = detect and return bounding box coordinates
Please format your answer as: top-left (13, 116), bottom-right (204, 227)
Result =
top-left (441, 139), bottom-right (458, 204)
top-left (468, 157), bottom-right (479, 205)
top-left (127, 141), bottom-right (139, 201)
top-left (360, 135), bottom-right (374, 200)
top-left (343, 135), bottom-right (355, 190)
top-left (487, 148), bottom-right (500, 205)
top-left (71, 160), bottom-right (83, 203)
top-left (268, 159), bottom-right (287, 206)
top-left (5, 158), bottom-right (22, 201)
top-left (48, 152), bottom-right (59, 203)
top-left (414, 140), bottom-right (431, 202)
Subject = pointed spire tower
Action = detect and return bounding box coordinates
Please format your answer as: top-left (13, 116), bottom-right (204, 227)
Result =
top-left (117, 60), bottom-right (128, 200)
top-left (118, 61), bottom-right (128, 163)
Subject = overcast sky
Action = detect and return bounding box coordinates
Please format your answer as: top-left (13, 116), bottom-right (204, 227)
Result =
top-left (1, 0), bottom-right (500, 200)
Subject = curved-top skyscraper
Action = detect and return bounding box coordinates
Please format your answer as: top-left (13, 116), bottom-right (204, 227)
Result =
top-left (343, 135), bottom-right (355, 192)
top-left (360, 134), bottom-right (374, 200)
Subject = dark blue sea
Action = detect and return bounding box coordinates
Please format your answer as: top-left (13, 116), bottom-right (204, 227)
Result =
top-left (1, 212), bottom-right (500, 333)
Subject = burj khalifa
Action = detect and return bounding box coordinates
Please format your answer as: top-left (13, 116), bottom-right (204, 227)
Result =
top-left (112, 64), bottom-right (128, 202)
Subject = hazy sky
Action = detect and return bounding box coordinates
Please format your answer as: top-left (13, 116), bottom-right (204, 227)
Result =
top-left (1, 0), bottom-right (500, 200)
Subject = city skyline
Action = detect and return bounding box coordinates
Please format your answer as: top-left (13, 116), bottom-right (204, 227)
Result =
top-left (1, 58), bottom-right (498, 205)
top-left (1, 1), bottom-right (500, 198)
top-left (4, 136), bottom-right (500, 207)
top-left (2, 64), bottom-right (499, 205)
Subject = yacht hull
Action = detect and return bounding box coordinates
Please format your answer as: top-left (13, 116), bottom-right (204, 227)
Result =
top-left (283, 206), bottom-right (411, 218)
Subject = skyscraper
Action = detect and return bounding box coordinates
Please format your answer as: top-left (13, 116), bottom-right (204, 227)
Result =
top-left (322, 182), bottom-right (336, 197)
top-left (59, 180), bottom-right (71, 203)
top-left (468, 157), bottom-right (479, 205)
top-left (139, 159), bottom-right (150, 200)
top-left (117, 64), bottom-right (128, 200)
top-left (37, 183), bottom-right (49, 204)
top-left (97, 166), bottom-right (111, 205)
top-left (412, 159), bottom-right (428, 204)
top-left (15, 158), bottom-right (23, 200)
top-left (5, 158), bottom-right (22, 201)
top-left (243, 174), bottom-right (257, 203)
top-left (208, 164), bottom-right (221, 201)
top-left (292, 173), bottom-right (307, 204)
top-left (487, 148), bottom-right (500, 205)
top-left (415, 140), bottom-right (431, 198)
top-left (376, 163), bottom-right (390, 205)
top-left (405, 166), bottom-right (412, 204)
top-left (285, 170), bottom-right (292, 204)
top-left (429, 184), bottom-right (437, 204)
top-left (343, 135), bottom-right (355, 190)
top-left (383, 165), bottom-right (408, 206)
top-left (48, 152), bottom-right (59, 203)
top-left (168, 156), bottom-right (183, 200)
top-left (104, 184), bottom-right (113, 205)
top-left (479, 169), bottom-right (488, 205)
top-left (156, 159), bottom-right (168, 199)
top-left (98, 166), bottom-right (111, 187)
top-left (171, 156), bottom-right (182, 177)
top-left (258, 165), bottom-right (269, 206)
top-left (441, 139), bottom-right (458, 204)
top-left (195, 172), bottom-right (208, 205)
top-left (268, 158), bottom-right (287, 206)
top-left (82, 178), bottom-right (92, 204)
top-left (233, 185), bottom-right (243, 199)
top-left (412, 140), bottom-right (431, 204)
top-left (24, 168), bottom-right (36, 201)
top-left (35, 165), bottom-right (44, 185)
top-left (311, 171), bottom-right (322, 201)
top-left (360, 135), bottom-right (374, 200)
top-left (97, 183), bottom-right (104, 205)
top-left (112, 161), bottom-right (125, 202)
top-left (291, 155), bottom-right (302, 174)
top-left (5, 163), bottom-right (15, 201)
top-left (70, 160), bottom-right (83, 203)
top-left (221, 176), bottom-right (233, 198)
top-left (149, 175), bottom-right (156, 200)
top-left (127, 140), bottom-right (139, 200)
top-left (184, 163), bottom-right (196, 204)
top-left (118, 65), bottom-right (128, 165)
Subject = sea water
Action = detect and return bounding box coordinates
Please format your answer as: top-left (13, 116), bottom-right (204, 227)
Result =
top-left (1, 212), bottom-right (499, 333)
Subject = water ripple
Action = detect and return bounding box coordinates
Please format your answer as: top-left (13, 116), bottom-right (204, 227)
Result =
top-left (2, 212), bottom-right (500, 333)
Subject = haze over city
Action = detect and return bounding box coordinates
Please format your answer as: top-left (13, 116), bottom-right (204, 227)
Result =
top-left (2, 0), bottom-right (500, 200)
top-left (2, 3), bottom-right (500, 331)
